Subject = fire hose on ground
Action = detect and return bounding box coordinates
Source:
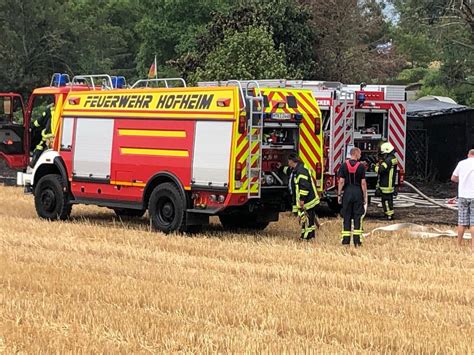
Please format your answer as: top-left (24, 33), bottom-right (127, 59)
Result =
top-left (365, 180), bottom-right (471, 240)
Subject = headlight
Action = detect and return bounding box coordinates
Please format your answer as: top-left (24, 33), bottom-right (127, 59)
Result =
top-left (265, 175), bottom-right (275, 186)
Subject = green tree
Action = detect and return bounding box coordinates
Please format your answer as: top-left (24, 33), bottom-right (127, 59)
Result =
top-left (192, 26), bottom-right (287, 82)
top-left (174, 0), bottom-right (314, 80)
top-left (135, 0), bottom-right (232, 77)
top-left (301, 0), bottom-right (402, 83)
top-left (0, 0), bottom-right (70, 94)
top-left (391, 0), bottom-right (473, 104)
top-left (65, 0), bottom-right (140, 78)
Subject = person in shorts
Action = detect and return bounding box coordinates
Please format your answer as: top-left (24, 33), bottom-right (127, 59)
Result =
top-left (451, 149), bottom-right (474, 251)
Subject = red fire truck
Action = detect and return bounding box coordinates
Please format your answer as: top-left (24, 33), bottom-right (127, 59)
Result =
top-left (220, 80), bottom-right (407, 211)
top-left (0, 74), bottom-right (323, 233)
top-left (298, 81), bottom-right (407, 209)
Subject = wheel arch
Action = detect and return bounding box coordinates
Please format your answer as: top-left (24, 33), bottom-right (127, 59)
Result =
top-left (143, 171), bottom-right (187, 209)
top-left (32, 156), bottom-right (69, 193)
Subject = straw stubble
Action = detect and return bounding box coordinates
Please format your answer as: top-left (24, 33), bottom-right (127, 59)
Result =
top-left (0, 186), bottom-right (472, 353)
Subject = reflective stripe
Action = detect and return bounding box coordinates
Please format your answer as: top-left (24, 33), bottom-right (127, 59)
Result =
top-left (33, 120), bottom-right (40, 128)
top-left (305, 198), bottom-right (319, 210)
top-left (41, 132), bottom-right (55, 140)
top-left (294, 164), bottom-right (320, 210)
top-left (35, 144), bottom-right (44, 151)
top-left (384, 201), bottom-right (394, 216)
top-left (296, 174), bottom-right (308, 182)
top-left (283, 166), bottom-right (289, 174)
top-left (380, 186), bottom-right (394, 193)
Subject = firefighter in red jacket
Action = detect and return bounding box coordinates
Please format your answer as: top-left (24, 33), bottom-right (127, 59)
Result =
top-left (337, 147), bottom-right (368, 247)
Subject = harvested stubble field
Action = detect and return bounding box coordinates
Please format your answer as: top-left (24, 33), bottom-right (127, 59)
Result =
top-left (0, 185), bottom-right (472, 353)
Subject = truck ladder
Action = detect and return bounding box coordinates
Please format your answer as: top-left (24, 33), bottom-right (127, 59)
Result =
top-left (245, 81), bottom-right (264, 199)
top-left (226, 80), bottom-right (264, 199)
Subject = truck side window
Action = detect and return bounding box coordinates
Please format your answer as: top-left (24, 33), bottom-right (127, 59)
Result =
top-left (30, 95), bottom-right (55, 121)
top-left (0, 96), bottom-right (12, 123)
top-left (12, 96), bottom-right (24, 125)
top-left (29, 94), bottom-right (55, 153)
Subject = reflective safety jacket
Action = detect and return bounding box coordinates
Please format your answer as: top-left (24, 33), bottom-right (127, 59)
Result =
top-left (375, 152), bottom-right (398, 194)
top-left (32, 107), bottom-right (55, 151)
top-left (32, 107), bottom-right (53, 130)
top-left (284, 162), bottom-right (320, 212)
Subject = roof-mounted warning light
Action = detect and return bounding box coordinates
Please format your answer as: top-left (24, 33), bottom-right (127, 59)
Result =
top-left (111, 76), bottom-right (126, 89)
top-left (50, 73), bottom-right (70, 87)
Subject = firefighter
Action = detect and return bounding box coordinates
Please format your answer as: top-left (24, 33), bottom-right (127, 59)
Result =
top-left (30, 104), bottom-right (55, 168)
top-left (375, 142), bottom-right (398, 220)
top-left (278, 152), bottom-right (320, 240)
top-left (337, 147), bottom-right (367, 247)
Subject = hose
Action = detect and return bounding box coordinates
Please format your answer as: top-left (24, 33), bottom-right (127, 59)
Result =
top-left (403, 180), bottom-right (458, 211)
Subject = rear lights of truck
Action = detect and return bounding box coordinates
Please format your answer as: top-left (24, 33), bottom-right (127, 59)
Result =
top-left (315, 162), bottom-right (322, 179)
top-left (238, 112), bottom-right (247, 134)
top-left (314, 117), bottom-right (321, 135)
top-left (235, 162), bottom-right (243, 181)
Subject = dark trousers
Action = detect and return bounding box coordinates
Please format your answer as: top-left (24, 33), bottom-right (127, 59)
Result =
top-left (381, 192), bottom-right (394, 219)
top-left (341, 186), bottom-right (365, 246)
top-left (301, 207), bottom-right (316, 240)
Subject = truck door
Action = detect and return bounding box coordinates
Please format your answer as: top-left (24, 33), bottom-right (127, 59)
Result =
top-left (0, 93), bottom-right (28, 169)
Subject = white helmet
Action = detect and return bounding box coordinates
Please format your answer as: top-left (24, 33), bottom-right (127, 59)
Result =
top-left (380, 142), bottom-right (395, 154)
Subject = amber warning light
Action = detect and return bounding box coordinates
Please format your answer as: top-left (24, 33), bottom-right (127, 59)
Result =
top-left (217, 98), bottom-right (231, 107)
top-left (68, 97), bottom-right (81, 105)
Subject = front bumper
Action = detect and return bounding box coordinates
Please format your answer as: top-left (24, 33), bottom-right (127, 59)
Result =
top-left (17, 172), bottom-right (33, 192)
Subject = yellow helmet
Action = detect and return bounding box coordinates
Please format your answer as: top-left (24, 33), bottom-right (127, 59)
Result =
top-left (380, 142), bottom-right (395, 154)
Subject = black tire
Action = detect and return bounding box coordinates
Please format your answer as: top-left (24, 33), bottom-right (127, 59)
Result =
top-left (327, 198), bottom-right (342, 214)
top-left (34, 174), bottom-right (72, 221)
top-left (113, 208), bottom-right (146, 218)
top-left (148, 182), bottom-right (187, 233)
top-left (219, 214), bottom-right (269, 231)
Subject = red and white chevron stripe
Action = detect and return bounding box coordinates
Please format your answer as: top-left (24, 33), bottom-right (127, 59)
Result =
top-left (330, 102), bottom-right (346, 174)
top-left (388, 103), bottom-right (407, 169)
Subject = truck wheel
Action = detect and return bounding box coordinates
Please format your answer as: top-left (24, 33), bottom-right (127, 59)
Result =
top-left (327, 198), bottom-right (342, 214)
top-left (113, 208), bottom-right (146, 218)
top-left (148, 182), bottom-right (186, 233)
top-left (219, 214), bottom-right (269, 231)
top-left (34, 174), bottom-right (72, 221)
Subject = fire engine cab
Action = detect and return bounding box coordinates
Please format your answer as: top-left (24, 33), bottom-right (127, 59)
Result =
top-left (0, 74), bottom-right (322, 233)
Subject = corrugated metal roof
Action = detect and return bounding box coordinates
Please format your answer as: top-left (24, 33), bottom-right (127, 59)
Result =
top-left (407, 99), bottom-right (473, 118)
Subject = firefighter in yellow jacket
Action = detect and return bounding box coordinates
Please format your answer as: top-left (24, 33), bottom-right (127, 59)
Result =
top-left (279, 152), bottom-right (320, 240)
top-left (30, 104), bottom-right (55, 168)
top-left (375, 142), bottom-right (398, 220)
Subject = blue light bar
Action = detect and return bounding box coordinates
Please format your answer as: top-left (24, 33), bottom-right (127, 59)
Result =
top-left (111, 76), bottom-right (126, 89)
top-left (51, 73), bottom-right (70, 87)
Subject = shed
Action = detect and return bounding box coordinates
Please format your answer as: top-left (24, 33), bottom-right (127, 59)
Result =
top-left (406, 99), bottom-right (474, 181)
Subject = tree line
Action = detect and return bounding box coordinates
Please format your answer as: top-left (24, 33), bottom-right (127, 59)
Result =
top-left (0, 0), bottom-right (472, 104)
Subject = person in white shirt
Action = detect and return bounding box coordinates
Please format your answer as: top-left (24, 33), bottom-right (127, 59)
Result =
top-left (451, 149), bottom-right (474, 250)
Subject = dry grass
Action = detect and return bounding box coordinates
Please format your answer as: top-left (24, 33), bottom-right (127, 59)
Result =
top-left (0, 185), bottom-right (472, 353)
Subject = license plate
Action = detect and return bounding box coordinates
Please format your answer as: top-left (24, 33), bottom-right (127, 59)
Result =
top-left (271, 113), bottom-right (292, 120)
